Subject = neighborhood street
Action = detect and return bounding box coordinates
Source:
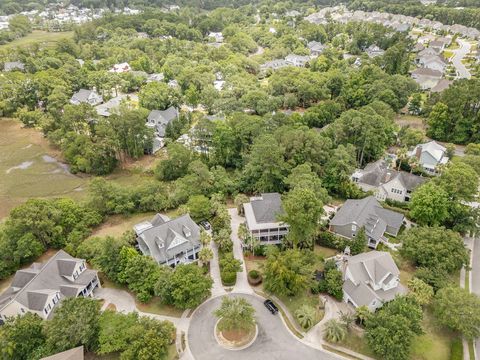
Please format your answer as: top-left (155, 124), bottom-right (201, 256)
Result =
top-left (471, 238), bottom-right (480, 359)
top-left (451, 38), bottom-right (472, 79)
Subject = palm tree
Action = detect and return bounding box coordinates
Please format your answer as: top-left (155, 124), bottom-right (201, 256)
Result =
top-left (198, 247), bottom-right (213, 266)
top-left (295, 305), bottom-right (316, 330)
top-left (355, 305), bottom-right (370, 327)
top-left (396, 147), bottom-right (408, 171)
top-left (214, 297), bottom-right (256, 331)
top-left (408, 156), bottom-right (419, 174)
top-left (323, 319), bottom-right (347, 343)
top-left (339, 311), bottom-right (356, 331)
top-left (200, 229), bottom-right (211, 247)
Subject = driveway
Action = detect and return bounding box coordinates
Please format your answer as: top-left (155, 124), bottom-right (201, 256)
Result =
top-left (228, 208), bottom-right (253, 294)
top-left (187, 293), bottom-right (342, 360)
top-left (451, 38), bottom-right (472, 79)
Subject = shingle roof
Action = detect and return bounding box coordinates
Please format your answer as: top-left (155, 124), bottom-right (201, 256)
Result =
top-left (147, 107), bottom-right (179, 137)
top-left (71, 89), bottom-right (94, 102)
top-left (136, 214), bottom-right (201, 264)
top-left (250, 193), bottom-right (284, 224)
top-left (411, 67), bottom-right (443, 77)
top-left (41, 346), bottom-right (84, 360)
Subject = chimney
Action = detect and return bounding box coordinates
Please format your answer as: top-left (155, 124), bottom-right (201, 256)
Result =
top-left (415, 145), bottom-right (422, 159)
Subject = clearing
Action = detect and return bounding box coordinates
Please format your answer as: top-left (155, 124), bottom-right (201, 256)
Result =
top-left (0, 30), bottom-right (73, 50)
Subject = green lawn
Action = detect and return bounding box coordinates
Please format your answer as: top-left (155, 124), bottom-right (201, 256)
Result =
top-left (277, 291), bottom-right (324, 330)
top-left (0, 30), bottom-right (73, 50)
top-left (136, 297), bottom-right (184, 318)
top-left (314, 245), bottom-right (338, 261)
top-left (337, 330), bottom-right (376, 358)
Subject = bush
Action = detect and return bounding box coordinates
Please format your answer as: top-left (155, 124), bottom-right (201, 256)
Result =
top-left (221, 270), bottom-right (237, 286)
top-left (248, 269), bottom-right (262, 285)
top-left (219, 253), bottom-right (242, 287)
top-left (315, 231), bottom-right (348, 251)
top-left (249, 270), bottom-right (259, 279)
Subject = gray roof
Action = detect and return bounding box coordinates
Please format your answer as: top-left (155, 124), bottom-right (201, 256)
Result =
top-left (330, 196), bottom-right (404, 240)
top-left (0, 250), bottom-right (97, 315)
top-left (4, 61), bottom-right (25, 71)
top-left (41, 346), bottom-right (84, 360)
top-left (355, 159), bottom-right (426, 191)
top-left (250, 193), bottom-right (284, 224)
top-left (147, 107), bottom-right (179, 137)
top-left (431, 79), bottom-right (452, 93)
top-left (343, 251), bottom-right (406, 307)
top-left (136, 214), bottom-right (201, 264)
top-left (71, 89), bottom-right (94, 103)
top-left (411, 67), bottom-right (443, 77)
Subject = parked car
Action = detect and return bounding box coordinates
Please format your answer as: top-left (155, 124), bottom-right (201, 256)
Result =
top-left (200, 221), bottom-right (211, 231)
top-left (264, 299), bottom-right (278, 315)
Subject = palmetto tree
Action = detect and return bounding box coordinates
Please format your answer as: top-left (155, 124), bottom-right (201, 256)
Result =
top-left (355, 305), bottom-right (371, 327)
top-left (198, 247), bottom-right (213, 266)
top-left (396, 147), bottom-right (408, 171)
top-left (200, 229), bottom-right (211, 247)
top-left (214, 297), bottom-right (256, 331)
top-left (408, 156), bottom-right (419, 174)
top-left (295, 305), bottom-right (316, 330)
top-left (339, 311), bottom-right (356, 331)
top-left (323, 319), bottom-right (347, 343)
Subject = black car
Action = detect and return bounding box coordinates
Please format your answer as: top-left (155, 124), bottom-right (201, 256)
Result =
top-left (264, 299), bottom-right (278, 315)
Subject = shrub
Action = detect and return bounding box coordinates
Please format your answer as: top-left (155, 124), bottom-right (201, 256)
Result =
top-left (249, 270), bottom-right (259, 279)
top-left (221, 270), bottom-right (237, 286)
top-left (248, 269), bottom-right (262, 285)
top-left (315, 231), bottom-right (348, 251)
top-left (219, 253), bottom-right (242, 287)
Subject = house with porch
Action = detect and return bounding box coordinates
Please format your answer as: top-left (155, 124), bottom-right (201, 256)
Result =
top-left (329, 196), bottom-right (404, 249)
top-left (340, 251), bottom-right (406, 311)
top-left (0, 250), bottom-right (100, 322)
top-left (134, 213), bottom-right (201, 267)
top-left (351, 159), bottom-right (426, 202)
top-left (243, 193), bottom-right (289, 244)
top-left (408, 140), bottom-right (449, 174)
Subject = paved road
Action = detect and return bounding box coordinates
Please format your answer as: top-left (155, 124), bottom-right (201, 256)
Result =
top-left (451, 38), bottom-right (471, 79)
top-left (471, 238), bottom-right (480, 359)
top-left (188, 293), bottom-right (341, 360)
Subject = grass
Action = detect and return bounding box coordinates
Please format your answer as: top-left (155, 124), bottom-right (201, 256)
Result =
top-left (314, 245), bottom-right (338, 261)
top-left (337, 329), bottom-right (376, 358)
top-left (277, 291), bottom-right (324, 330)
top-left (90, 212), bottom-right (157, 238)
top-left (443, 50), bottom-right (454, 59)
top-left (136, 297), bottom-right (184, 318)
top-left (85, 344), bottom-right (177, 360)
top-left (0, 119), bottom-right (88, 219)
top-left (0, 30), bottom-right (73, 50)
top-left (394, 114), bottom-right (426, 131)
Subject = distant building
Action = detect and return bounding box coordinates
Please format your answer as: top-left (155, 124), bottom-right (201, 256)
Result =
top-left (365, 44), bottom-right (385, 58)
top-left (329, 196), bottom-right (404, 249)
top-left (352, 159), bottom-right (426, 202)
top-left (146, 107), bottom-right (179, 153)
top-left (340, 251), bottom-right (406, 311)
top-left (109, 62), bottom-right (131, 73)
top-left (3, 61), bottom-right (25, 72)
top-left (70, 89), bottom-right (103, 106)
top-left (0, 251), bottom-right (100, 322)
top-left (95, 94), bottom-right (136, 117)
top-left (243, 193), bottom-right (289, 244)
top-left (418, 54), bottom-right (447, 73)
top-left (307, 41), bottom-right (326, 56)
top-left (411, 67), bottom-right (443, 90)
top-left (41, 346), bottom-right (84, 360)
top-left (260, 59), bottom-right (289, 72)
top-left (285, 54), bottom-right (310, 67)
top-left (408, 140), bottom-right (449, 174)
top-left (431, 79), bottom-right (452, 93)
top-left (134, 214), bottom-right (201, 267)
top-left (208, 32), bottom-right (224, 43)
top-left (147, 73), bottom-right (165, 82)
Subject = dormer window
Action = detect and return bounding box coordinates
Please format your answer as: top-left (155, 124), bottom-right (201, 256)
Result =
top-left (183, 226), bottom-right (191, 238)
top-left (158, 242), bottom-right (164, 249)
top-left (352, 224), bottom-right (357, 231)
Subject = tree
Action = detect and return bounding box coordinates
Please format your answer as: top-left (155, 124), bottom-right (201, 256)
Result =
top-left (295, 305), bottom-right (316, 330)
top-left (427, 102), bottom-right (450, 141)
top-left (355, 305), bottom-right (371, 326)
top-left (186, 195), bottom-right (212, 222)
top-left (214, 229), bottom-right (233, 253)
top-left (263, 248), bottom-right (315, 296)
top-left (339, 311), bottom-right (356, 331)
top-left (350, 227), bottom-right (367, 255)
top-left (320, 260), bottom-right (344, 300)
top-left (400, 226), bottom-right (469, 273)
top-left (410, 182), bottom-right (450, 226)
top-left (198, 247), bottom-right (213, 266)
top-left (323, 319), bottom-right (347, 343)
top-left (214, 297), bottom-right (256, 331)
top-left (97, 311), bottom-right (140, 355)
top-left (0, 313), bottom-right (45, 360)
top-left (155, 264), bottom-right (212, 309)
top-left (437, 162), bottom-right (479, 202)
top-left (433, 287), bottom-right (480, 340)
top-left (155, 143), bottom-right (194, 181)
top-left (407, 278), bottom-right (434, 306)
top-left (219, 253), bottom-right (242, 286)
top-left (234, 194), bottom-right (249, 216)
top-left (138, 82), bottom-right (181, 111)
top-left (44, 297), bottom-right (101, 353)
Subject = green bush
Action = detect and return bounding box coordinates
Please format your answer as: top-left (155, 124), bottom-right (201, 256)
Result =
top-left (221, 270), bottom-right (237, 286)
top-left (248, 269), bottom-right (262, 285)
top-left (449, 338), bottom-right (463, 360)
top-left (249, 270), bottom-right (259, 279)
top-left (315, 231), bottom-right (348, 251)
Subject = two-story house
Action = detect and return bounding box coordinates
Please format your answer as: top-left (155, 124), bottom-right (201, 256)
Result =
top-left (329, 196), bottom-right (404, 249)
top-left (408, 140), bottom-right (449, 174)
top-left (352, 159), bottom-right (426, 202)
top-left (243, 193), bottom-right (289, 244)
top-left (146, 107), bottom-right (179, 153)
top-left (70, 89), bottom-right (103, 106)
top-left (134, 213), bottom-right (201, 267)
top-left (0, 251), bottom-right (100, 322)
top-left (340, 251), bottom-right (406, 311)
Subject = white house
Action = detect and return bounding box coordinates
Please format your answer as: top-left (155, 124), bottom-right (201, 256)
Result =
top-left (70, 89), bottom-right (103, 106)
top-left (340, 251), bottom-right (406, 311)
top-left (408, 140), bottom-right (449, 174)
top-left (109, 62), bottom-right (131, 73)
top-left (0, 251), bottom-right (100, 322)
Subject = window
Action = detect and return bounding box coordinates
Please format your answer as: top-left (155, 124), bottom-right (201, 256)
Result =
top-left (44, 308), bottom-right (48, 315)
top-left (391, 188), bottom-right (403, 195)
top-left (352, 224), bottom-right (357, 231)
top-left (21, 308), bottom-right (25, 314)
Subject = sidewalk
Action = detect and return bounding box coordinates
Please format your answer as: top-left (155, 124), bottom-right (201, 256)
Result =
top-left (461, 236), bottom-right (474, 360)
top-left (209, 239), bottom-right (227, 297)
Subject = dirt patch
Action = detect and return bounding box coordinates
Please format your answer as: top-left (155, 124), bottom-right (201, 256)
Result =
top-left (221, 328), bottom-right (252, 342)
top-left (106, 303), bottom-right (117, 311)
top-left (395, 114), bottom-right (426, 131)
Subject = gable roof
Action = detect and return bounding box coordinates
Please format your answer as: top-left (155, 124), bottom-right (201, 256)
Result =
top-left (411, 67), bottom-right (443, 78)
top-left (41, 346), bottom-right (84, 360)
top-left (136, 214), bottom-right (201, 264)
top-left (431, 79), bottom-right (452, 93)
top-left (147, 107), bottom-right (179, 137)
top-left (4, 61), bottom-right (25, 71)
top-left (250, 193), bottom-right (284, 223)
top-left (330, 196), bottom-right (404, 240)
top-left (71, 89), bottom-right (96, 102)
top-left (413, 140), bottom-right (447, 162)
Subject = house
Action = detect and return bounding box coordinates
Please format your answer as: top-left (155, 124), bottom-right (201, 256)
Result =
top-left (411, 67), bottom-right (443, 90)
top-left (365, 45), bottom-right (385, 58)
top-left (134, 213), bottom-right (201, 267)
top-left (95, 94), bottom-right (135, 117)
top-left (307, 41), bottom-right (326, 56)
top-left (412, 42), bottom-right (425, 52)
top-left (352, 159), bottom-right (426, 202)
top-left (70, 89), bottom-right (103, 106)
top-left (408, 140), bottom-right (449, 174)
top-left (243, 193), bottom-right (289, 244)
top-left (3, 61), bottom-right (25, 72)
top-left (429, 40), bottom-right (446, 52)
top-left (41, 346), bottom-right (84, 360)
top-left (109, 62), bottom-right (131, 73)
top-left (417, 47), bottom-right (440, 58)
top-left (208, 32), bottom-right (224, 43)
top-left (340, 251), bottom-right (407, 311)
top-left (329, 196), bottom-right (404, 249)
top-left (431, 78), bottom-right (452, 93)
top-left (0, 250), bottom-right (100, 322)
top-left (147, 73), bottom-right (165, 82)
top-left (418, 54), bottom-right (447, 73)
top-left (285, 54), bottom-right (310, 67)
top-left (146, 107), bottom-right (179, 152)
top-left (260, 59), bottom-right (289, 72)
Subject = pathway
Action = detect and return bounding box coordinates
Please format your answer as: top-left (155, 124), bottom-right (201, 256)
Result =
top-left (228, 207), bottom-right (253, 294)
top-left (469, 236), bottom-right (479, 360)
top-left (451, 38), bottom-right (472, 79)
top-left (209, 239), bottom-right (227, 297)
